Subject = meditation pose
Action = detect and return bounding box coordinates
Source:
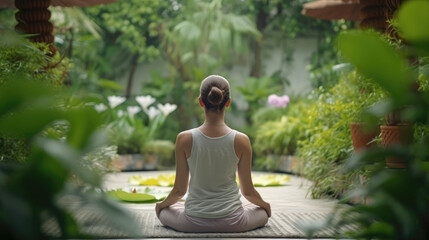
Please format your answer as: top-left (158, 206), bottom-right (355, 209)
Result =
top-left (155, 75), bottom-right (271, 233)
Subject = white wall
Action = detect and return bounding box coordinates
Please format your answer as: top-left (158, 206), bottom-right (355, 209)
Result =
top-left (119, 35), bottom-right (318, 98)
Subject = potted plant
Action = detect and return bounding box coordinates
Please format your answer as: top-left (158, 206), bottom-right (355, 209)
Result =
top-left (380, 108), bottom-right (413, 168)
top-left (94, 95), bottom-right (177, 171)
top-left (350, 121), bottom-right (380, 152)
top-left (347, 71), bottom-right (385, 152)
top-left (254, 116), bottom-right (301, 173)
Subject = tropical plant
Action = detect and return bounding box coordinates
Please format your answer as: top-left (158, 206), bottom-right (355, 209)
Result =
top-left (49, 6), bottom-right (117, 94)
top-left (253, 95), bottom-right (301, 155)
top-left (0, 36), bottom-right (69, 87)
top-left (305, 1), bottom-right (429, 239)
top-left (253, 96), bottom-right (309, 171)
top-left (0, 31), bottom-right (70, 163)
top-left (96, 95), bottom-right (177, 154)
top-left (296, 71), bottom-right (384, 198)
top-left (84, 0), bottom-right (173, 97)
top-left (0, 30), bottom-right (140, 240)
top-left (0, 51), bottom-right (137, 240)
top-left (157, 0), bottom-right (261, 128)
top-left (226, 0), bottom-right (352, 85)
top-left (237, 75), bottom-right (284, 126)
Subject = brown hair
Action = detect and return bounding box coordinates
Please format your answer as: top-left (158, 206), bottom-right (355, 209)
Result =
top-left (200, 75), bottom-right (230, 111)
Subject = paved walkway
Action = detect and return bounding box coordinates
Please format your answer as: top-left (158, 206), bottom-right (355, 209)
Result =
top-left (102, 170), bottom-right (337, 214)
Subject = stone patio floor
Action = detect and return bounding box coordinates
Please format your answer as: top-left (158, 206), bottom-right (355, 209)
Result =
top-left (102, 171), bottom-right (339, 239)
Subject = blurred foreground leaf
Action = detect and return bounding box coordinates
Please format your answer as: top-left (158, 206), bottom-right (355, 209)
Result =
top-left (338, 31), bottom-right (413, 105)
top-left (397, 0), bottom-right (429, 55)
top-left (0, 76), bottom-right (137, 239)
top-left (0, 76), bottom-right (58, 117)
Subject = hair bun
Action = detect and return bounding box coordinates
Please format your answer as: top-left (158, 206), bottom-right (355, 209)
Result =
top-left (207, 86), bottom-right (223, 106)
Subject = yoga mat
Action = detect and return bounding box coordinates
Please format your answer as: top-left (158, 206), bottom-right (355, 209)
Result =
top-left (43, 207), bottom-right (355, 238)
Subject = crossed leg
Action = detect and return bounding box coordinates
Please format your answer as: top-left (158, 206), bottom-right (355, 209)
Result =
top-left (158, 202), bottom-right (268, 233)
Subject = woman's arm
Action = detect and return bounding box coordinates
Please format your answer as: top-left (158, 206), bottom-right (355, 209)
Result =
top-left (236, 132), bottom-right (271, 217)
top-left (155, 131), bottom-right (191, 217)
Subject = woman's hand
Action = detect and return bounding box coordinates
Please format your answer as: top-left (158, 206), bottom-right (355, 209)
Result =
top-left (155, 202), bottom-right (163, 217)
top-left (263, 202), bottom-right (272, 218)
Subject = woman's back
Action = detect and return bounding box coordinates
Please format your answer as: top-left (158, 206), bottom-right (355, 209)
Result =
top-left (185, 128), bottom-right (242, 218)
top-left (155, 75), bottom-right (270, 233)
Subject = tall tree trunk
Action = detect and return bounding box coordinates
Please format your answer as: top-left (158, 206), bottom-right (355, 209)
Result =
top-left (250, 9), bottom-right (267, 78)
top-left (126, 55), bottom-right (138, 99)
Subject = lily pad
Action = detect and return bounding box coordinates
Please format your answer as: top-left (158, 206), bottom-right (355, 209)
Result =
top-left (252, 174), bottom-right (290, 187)
top-left (129, 173), bottom-right (290, 187)
top-left (107, 189), bottom-right (158, 203)
top-left (129, 174), bottom-right (175, 187)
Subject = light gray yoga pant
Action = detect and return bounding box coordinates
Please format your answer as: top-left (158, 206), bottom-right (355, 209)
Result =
top-left (158, 202), bottom-right (268, 233)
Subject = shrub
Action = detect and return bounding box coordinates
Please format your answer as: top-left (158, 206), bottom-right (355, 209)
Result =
top-left (297, 71), bottom-right (384, 198)
top-left (0, 32), bottom-right (70, 164)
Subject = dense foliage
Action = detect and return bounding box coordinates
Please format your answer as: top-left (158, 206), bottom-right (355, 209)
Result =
top-left (305, 1), bottom-right (429, 239)
top-left (0, 32), bottom-right (138, 239)
top-left (0, 29), bottom-right (70, 163)
top-left (252, 69), bottom-right (385, 197)
top-left (297, 72), bottom-right (385, 198)
top-left (2, 0), bottom-right (360, 200)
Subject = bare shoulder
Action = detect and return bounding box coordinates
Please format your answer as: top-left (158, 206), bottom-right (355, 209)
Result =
top-left (176, 130), bottom-right (193, 158)
top-left (234, 131), bottom-right (251, 159)
top-left (235, 131), bottom-right (250, 145)
top-left (177, 130), bottom-right (193, 145)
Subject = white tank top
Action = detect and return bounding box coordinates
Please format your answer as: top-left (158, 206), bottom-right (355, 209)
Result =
top-left (185, 128), bottom-right (242, 218)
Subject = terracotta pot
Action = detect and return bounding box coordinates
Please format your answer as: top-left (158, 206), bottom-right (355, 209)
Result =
top-left (380, 125), bottom-right (413, 168)
top-left (350, 122), bottom-right (380, 152)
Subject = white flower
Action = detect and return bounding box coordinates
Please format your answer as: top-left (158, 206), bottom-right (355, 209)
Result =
top-left (145, 106), bottom-right (160, 120)
top-left (94, 103), bottom-right (107, 112)
top-left (136, 95), bottom-right (156, 110)
top-left (157, 103), bottom-right (177, 116)
top-left (117, 109), bottom-right (125, 117)
top-left (127, 106), bottom-right (141, 117)
top-left (108, 96), bottom-right (126, 108)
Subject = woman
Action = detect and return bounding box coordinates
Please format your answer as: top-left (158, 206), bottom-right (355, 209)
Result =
top-left (155, 75), bottom-right (271, 233)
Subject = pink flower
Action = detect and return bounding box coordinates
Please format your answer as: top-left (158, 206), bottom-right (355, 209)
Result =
top-left (268, 94), bottom-right (290, 108)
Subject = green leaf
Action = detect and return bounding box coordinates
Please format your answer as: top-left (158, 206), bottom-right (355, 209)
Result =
top-left (0, 77), bottom-right (58, 117)
top-left (338, 31), bottom-right (413, 105)
top-left (173, 21), bottom-right (201, 42)
top-left (225, 14), bottom-right (260, 38)
top-left (65, 108), bottom-right (103, 149)
top-left (35, 138), bottom-right (101, 186)
top-left (209, 26), bottom-right (231, 50)
top-left (0, 108), bottom-right (64, 137)
top-left (0, 189), bottom-right (36, 239)
top-left (52, 207), bottom-right (80, 238)
top-left (354, 221), bottom-right (394, 239)
top-left (397, 1), bottom-right (429, 44)
top-left (98, 79), bottom-right (124, 90)
top-left (108, 189), bottom-right (157, 203)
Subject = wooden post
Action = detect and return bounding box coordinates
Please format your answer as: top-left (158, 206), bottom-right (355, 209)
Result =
top-left (14, 0), bottom-right (56, 54)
